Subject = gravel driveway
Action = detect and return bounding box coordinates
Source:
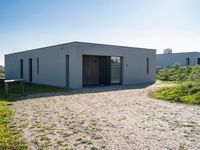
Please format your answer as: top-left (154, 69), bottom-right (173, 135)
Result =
top-left (11, 83), bottom-right (200, 150)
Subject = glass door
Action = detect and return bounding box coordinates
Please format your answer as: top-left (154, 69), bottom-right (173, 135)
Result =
top-left (110, 57), bottom-right (122, 84)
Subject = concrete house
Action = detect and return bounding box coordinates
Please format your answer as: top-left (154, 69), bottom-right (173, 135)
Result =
top-left (5, 42), bottom-right (156, 89)
top-left (157, 50), bottom-right (200, 68)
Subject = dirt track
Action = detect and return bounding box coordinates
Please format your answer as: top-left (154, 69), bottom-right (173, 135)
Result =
top-left (11, 83), bottom-right (200, 150)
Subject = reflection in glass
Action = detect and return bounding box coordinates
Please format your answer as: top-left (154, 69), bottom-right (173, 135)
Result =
top-left (111, 57), bottom-right (121, 84)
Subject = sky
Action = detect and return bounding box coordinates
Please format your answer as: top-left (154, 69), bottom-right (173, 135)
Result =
top-left (0, 0), bottom-right (200, 66)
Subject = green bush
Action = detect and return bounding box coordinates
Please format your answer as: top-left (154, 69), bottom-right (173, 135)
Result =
top-left (188, 66), bottom-right (200, 82)
top-left (151, 82), bottom-right (200, 104)
top-left (0, 66), bottom-right (5, 79)
top-left (157, 65), bottom-right (200, 82)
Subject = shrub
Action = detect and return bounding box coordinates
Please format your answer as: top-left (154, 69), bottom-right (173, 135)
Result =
top-left (0, 66), bottom-right (5, 79)
top-left (151, 82), bottom-right (200, 105)
top-left (157, 66), bottom-right (199, 82)
top-left (188, 66), bottom-right (200, 82)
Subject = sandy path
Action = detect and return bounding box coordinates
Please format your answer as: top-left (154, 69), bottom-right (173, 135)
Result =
top-left (11, 83), bottom-right (200, 150)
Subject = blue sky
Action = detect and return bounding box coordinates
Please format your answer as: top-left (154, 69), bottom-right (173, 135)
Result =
top-left (0, 0), bottom-right (200, 65)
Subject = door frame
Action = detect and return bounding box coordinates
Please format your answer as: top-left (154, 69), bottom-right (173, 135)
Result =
top-left (82, 55), bottom-right (123, 86)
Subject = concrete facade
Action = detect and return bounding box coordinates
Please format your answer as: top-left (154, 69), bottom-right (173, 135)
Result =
top-left (5, 42), bottom-right (156, 89)
top-left (157, 52), bottom-right (200, 68)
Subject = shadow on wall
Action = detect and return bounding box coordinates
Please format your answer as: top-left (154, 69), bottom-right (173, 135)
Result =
top-left (15, 83), bottom-right (154, 101)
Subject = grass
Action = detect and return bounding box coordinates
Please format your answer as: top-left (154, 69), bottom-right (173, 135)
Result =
top-left (0, 79), bottom-right (70, 149)
top-left (0, 101), bottom-right (28, 150)
top-left (0, 79), bottom-right (69, 100)
top-left (151, 82), bottom-right (200, 105)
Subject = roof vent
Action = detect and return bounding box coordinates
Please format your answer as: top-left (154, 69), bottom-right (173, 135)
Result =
top-left (163, 48), bottom-right (172, 54)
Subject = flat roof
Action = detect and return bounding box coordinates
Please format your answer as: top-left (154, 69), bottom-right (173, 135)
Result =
top-left (5, 41), bottom-right (156, 55)
top-left (157, 51), bottom-right (200, 55)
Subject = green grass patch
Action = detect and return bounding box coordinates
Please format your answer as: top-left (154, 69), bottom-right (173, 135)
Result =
top-left (151, 82), bottom-right (200, 105)
top-left (0, 79), bottom-right (70, 149)
top-left (0, 79), bottom-right (70, 100)
top-left (0, 101), bottom-right (28, 150)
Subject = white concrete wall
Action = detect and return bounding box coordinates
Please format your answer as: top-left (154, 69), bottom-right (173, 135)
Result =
top-left (76, 42), bottom-right (156, 87)
top-left (5, 42), bottom-right (156, 89)
top-left (157, 52), bottom-right (200, 68)
top-left (5, 43), bottom-right (75, 87)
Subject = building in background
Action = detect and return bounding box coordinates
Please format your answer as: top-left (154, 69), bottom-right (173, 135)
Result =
top-left (5, 42), bottom-right (156, 89)
top-left (157, 49), bottom-right (200, 68)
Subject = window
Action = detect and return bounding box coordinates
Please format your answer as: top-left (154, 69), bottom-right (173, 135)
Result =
top-left (29, 58), bottom-right (32, 82)
top-left (20, 59), bottom-right (23, 79)
top-left (197, 58), bottom-right (200, 65)
top-left (110, 57), bottom-right (122, 84)
top-left (37, 57), bottom-right (39, 74)
top-left (147, 57), bottom-right (149, 74)
top-left (186, 58), bottom-right (190, 66)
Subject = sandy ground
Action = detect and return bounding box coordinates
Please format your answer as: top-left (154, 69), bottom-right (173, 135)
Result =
top-left (10, 83), bottom-right (200, 150)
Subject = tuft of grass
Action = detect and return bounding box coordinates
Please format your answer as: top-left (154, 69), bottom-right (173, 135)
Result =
top-left (0, 79), bottom-right (70, 100)
top-left (0, 101), bottom-right (28, 150)
top-left (0, 79), bottom-right (70, 149)
top-left (150, 82), bottom-right (200, 105)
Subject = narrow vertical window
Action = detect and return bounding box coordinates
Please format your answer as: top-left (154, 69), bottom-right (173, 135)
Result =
top-left (20, 59), bottom-right (23, 79)
top-left (197, 58), bottom-right (200, 65)
top-left (37, 57), bottom-right (39, 74)
top-left (147, 57), bottom-right (149, 74)
top-left (29, 58), bottom-right (32, 82)
top-left (186, 58), bottom-right (190, 66)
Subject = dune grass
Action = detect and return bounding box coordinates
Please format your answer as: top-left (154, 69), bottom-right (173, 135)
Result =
top-left (0, 79), bottom-right (69, 149)
top-left (151, 82), bottom-right (200, 105)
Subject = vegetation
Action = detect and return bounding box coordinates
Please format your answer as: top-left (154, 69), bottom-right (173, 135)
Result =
top-left (0, 79), bottom-right (69, 149)
top-left (0, 101), bottom-right (28, 150)
top-left (0, 79), bottom-right (69, 100)
top-left (151, 82), bottom-right (200, 105)
top-left (153, 65), bottom-right (200, 105)
top-left (156, 65), bottom-right (200, 82)
top-left (0, 66), bottom-right (5, 79)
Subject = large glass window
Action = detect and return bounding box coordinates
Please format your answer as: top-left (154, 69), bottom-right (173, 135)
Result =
top-left (111, 57), bottom-right (122, 84)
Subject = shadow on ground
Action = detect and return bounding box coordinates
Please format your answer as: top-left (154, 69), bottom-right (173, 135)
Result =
top-left (15, 83), bottom-right (153, 101)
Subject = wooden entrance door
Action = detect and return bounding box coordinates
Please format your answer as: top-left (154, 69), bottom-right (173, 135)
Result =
top-left (83, 56), bottom-right (100, 86)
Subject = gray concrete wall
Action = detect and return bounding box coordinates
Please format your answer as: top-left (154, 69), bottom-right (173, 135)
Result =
top-left (5, 42), bottom-right (156, 89)
top-left (157, 52), bottom-right (200, 68)
top-left (5, 43), bottom-right (75, 87)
